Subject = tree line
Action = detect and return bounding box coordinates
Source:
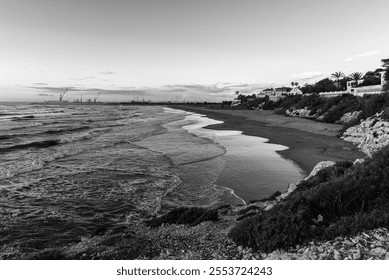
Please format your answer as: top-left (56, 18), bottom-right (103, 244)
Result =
top-left (300, 58), bottom-right (389, 94)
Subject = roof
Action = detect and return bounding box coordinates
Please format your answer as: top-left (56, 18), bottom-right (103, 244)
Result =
top-left (262, 88), bottom-right (274, 92)
top-left (275, 87), bottom-right (292, 91)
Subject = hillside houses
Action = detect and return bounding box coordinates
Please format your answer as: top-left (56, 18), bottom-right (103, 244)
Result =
top-left (257, 87), bottom-right (298, 101)
top-left (320, 71), bottom-right (386, 98)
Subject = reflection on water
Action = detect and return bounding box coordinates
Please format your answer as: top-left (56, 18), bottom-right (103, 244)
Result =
top-left (181, 111), bottom-right (304, 202)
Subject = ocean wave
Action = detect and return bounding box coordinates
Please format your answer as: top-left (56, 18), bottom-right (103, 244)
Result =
top-left (44, 126), bottom-right (91, 135)
top-left (11, 115), bottom-right (35, 121)
top-left (0, 140), bottom-right (60, 153)
top-left (0, 135), bottom-right (12, 140)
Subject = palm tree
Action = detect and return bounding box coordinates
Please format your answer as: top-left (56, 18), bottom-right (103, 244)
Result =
top-left (349, 72), bottom-right (364, 87)
top-left (331, 71), bottom-right (345, 89)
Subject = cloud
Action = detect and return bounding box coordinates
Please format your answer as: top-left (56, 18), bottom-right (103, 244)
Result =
top-left (99, 71), bottom-right (114, 75)
top-left (158, 86), bottom-right (188, 93)
top-left (33, 82), bottom-right (48, 86)
top-left (290, 71), bottom-right (327, 83)
top-left (73, 76), bottom-right (96, 81)
top-left (166, 83), bottom-right (245, 94)
top-left (30, 86), bottom-right (147, 96)
top-left (345, 50), bottom-right (381, 62)
top-left (38, 93), bottom-right (53, 96)
top-left (31, 86), bottom-right (72, 91)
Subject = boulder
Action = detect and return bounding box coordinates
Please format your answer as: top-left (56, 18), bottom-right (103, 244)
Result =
top-left (304, 161), bottom-right (336, 181)
top-left (341, 111), bottom-right (389, 156)
top-left (287, 183), bottom-right (297, 193)
top-left (339, 110), bottom-right (361, 124)
top-left (353, 158), bottom-right (365, 165)
top-left (369, 247), bottom-right (387, 258)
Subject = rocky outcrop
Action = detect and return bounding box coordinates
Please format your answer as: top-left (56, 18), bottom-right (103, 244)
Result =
top-left (304, 161), bottom-right (336, 180)
top-left (337, 110), bottom-right (361, 124)
top-left (341, 112), bottom-right (389, 156)
top-left (285, 107), bottom-right (313, 118)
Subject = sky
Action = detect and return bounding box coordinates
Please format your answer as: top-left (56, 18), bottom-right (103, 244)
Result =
top-left (0, 0), bottom-right (389, 102)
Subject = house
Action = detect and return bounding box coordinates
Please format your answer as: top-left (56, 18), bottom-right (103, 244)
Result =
top-left (346, 79), bottom-right (364, 94)
top-left (260, 88), bottom-right (276, 96)
top-left (347, 71), bottom-right (386, 96)
top-left (275, 87), bottom-right (292, 96)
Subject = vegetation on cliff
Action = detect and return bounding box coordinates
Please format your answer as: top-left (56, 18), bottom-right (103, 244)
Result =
top-left (275, 92), bottom-right (389, 125)
top-left (228, 145), bottom-right (389, 253)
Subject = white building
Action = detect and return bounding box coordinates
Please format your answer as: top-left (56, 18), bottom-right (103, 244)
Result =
top-left (347, 71), bottom-right (386, 96)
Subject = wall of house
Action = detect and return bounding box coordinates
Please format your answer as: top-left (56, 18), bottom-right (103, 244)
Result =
top-left (353, 85), bottom-right (383, 96)
top-left (319, 91), bottom-right (348, 98)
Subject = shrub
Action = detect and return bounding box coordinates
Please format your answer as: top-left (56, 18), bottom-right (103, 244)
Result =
top-left (295, 161), bottom-right (353, 193)
top-left (322, 106), bottom-right (344, 123)
top-left (146, 207), bottom-right (218, 227)
top-left (228, 146), bottom-right (389, 252)
top-left (262, 100), bottom-right (275, 110)
top-left (381, 107), bottom-right (389, 121)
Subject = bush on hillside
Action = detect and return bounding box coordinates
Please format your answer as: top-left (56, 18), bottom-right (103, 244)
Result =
top-left (273, 93), bottom-right (389, 128)
top-left (381, 107), bottom-right (389, 121)
top-left (145, 207), bottom-right (218, 227)
top-left (295, 161), bottom-right (353, 192)
top-left (340, 118), bottom-right (361, 134)
top-left (228, 146), bottom-right (389, 252)
top-left (360, 92), bottom-right (389, 119)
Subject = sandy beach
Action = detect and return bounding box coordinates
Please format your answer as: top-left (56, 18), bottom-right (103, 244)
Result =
top-left (172, 106), bottom-right (365, 175)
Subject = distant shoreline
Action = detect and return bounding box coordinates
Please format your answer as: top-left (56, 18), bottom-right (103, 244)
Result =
top-left (170, 106), bottom-right (365, 174)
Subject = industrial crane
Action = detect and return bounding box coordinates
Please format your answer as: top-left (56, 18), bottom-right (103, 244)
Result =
top-left (94, 92), bottom-right (101, 103)
top-left (59, 88), bottom-right (69, 101)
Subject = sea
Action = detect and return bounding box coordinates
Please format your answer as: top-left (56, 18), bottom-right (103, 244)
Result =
top-left (0, 103), bottom-right (303, 258)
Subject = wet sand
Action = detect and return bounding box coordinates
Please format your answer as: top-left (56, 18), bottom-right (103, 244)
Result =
top-left (172, 106), bottom-right (365, 175)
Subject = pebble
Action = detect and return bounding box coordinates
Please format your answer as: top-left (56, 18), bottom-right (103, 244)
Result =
top-left (319, 253), bottom-right (329, 260)
top-left (352, 250), bottom-right (361, 260)
top-left (370, 247), bottom-right (387, 257)
top-left (334, 250), bottom-right (342, 260)
top-left (343, 240), bottom-right (354, 246)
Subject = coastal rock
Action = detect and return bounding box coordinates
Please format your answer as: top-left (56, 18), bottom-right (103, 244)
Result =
top-left (341, 111), bottom-right (389, 156)
top-left (275, 184), bottom-right (297, 202)
top-left (369, 247), bottom-right (387, 258)
top-left (338, 111), bottom-right (361, 124)
top-left (287, 183), bottom-right (297, 193)
top-left (276, 161), bottom-right (336, 203)
top-left (352, 249), bottom-right (362, 260)
top-left (353, 158), bottom-right (365, 165)
top-left (285, 107), bottom-right (314, 118)
top-left (333, 250), bottom-right (342, 260)
top-left (304, 161), bottom-right (336, 181)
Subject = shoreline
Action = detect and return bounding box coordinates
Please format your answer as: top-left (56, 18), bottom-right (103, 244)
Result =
top-left (171, 106), bottom-right (365, 174)
top-left (180, 109), bottom-right (304, 202)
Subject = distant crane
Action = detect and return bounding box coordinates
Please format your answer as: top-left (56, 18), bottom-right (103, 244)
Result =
top-left (59, 88), bottom-right (69, 101)
top-left (94, 92), bottom-right (101, 103)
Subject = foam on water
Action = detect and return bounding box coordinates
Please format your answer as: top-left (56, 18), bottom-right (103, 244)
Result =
top-left (179, 110), bottom-right (304, 202)
top-left (0, 103), bottom-right (303, 258)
